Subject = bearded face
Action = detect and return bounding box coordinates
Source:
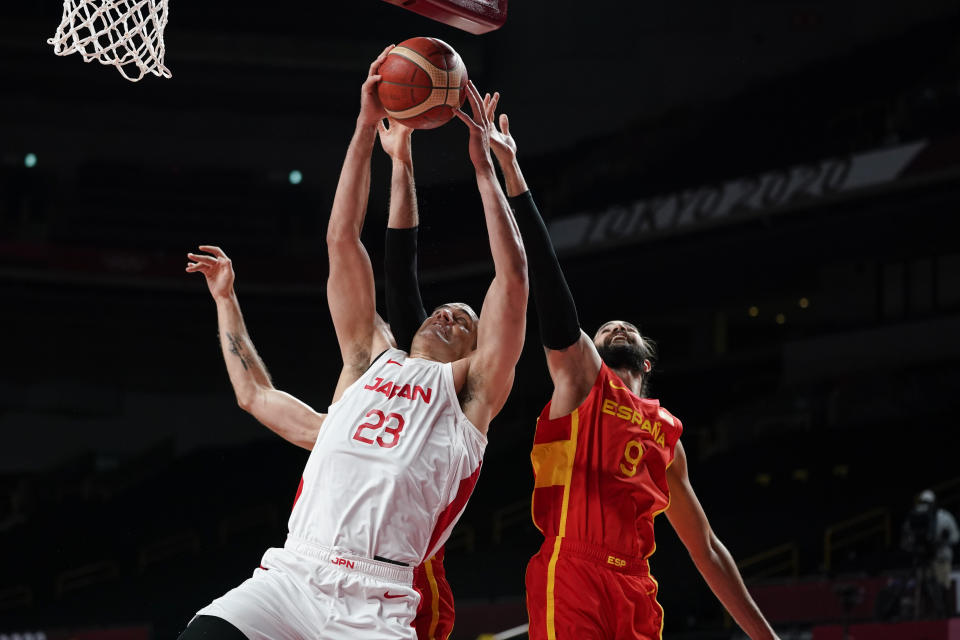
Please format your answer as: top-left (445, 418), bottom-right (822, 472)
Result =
top-left (596, 341), bottom-right (647, 374)
top-left (593, 320), bottom-right (656, 396)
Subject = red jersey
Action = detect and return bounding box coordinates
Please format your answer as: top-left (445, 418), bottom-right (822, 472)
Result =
top-left (530, 363), bottom-right (683, 561)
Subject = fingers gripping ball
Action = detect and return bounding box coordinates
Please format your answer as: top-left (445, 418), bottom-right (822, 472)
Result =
top-left (377, 37), bottom-right (468, 129)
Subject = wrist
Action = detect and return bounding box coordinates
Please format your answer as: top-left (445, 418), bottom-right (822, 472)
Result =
top-left (474, 164), bottom-right (497, 184)
top-left (213, 289), bottom-right (238, 304)
top-left (355, 118), bottom-right (379, 133)
top-left (491, 149), bottom-right (515, 169)
top-left (502, 158), bottom-right (528, 197)
top-left (473, 155), bottom-right (496, 176)
top-left (391, 154), bottom-right (413, 170)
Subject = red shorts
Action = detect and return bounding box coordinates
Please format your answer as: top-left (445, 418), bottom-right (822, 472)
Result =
top-left (525, 537), bottom-right (664, 640)
top-left (413, 551), bottom-right (454, 640)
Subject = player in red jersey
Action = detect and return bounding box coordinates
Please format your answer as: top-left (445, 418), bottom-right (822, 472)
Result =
top-left (482, 93), bottom-right (780, 640)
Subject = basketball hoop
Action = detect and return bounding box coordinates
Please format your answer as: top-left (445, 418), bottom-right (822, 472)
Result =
top-left (48, 0), bottom-right (172, 82)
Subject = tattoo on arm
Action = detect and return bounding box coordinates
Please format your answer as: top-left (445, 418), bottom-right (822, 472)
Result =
top-left (225, 332), bottom-right (249, 371)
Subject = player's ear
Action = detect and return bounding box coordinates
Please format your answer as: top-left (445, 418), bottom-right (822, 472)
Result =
top-left (642, 359), bottom-right (652, 373)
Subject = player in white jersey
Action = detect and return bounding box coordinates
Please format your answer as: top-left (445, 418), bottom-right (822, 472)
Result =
top-left (178, 46), bottom-right (527, 640)
top-left (380, 114), bottom-right (457, 640)
top-left (184, 121), bottom-right (455, 640)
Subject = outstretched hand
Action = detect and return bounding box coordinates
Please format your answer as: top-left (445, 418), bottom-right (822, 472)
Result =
top-left (483, 91), bottom-right (517, 166)
top-left (186, 245), bottom-right (235, 300)
top-left (358, 45), bottom-right (394, 128)
top-left (454, 81), bottom-right (494, 171)
top-left (377, 118), bottom-right (413, 161)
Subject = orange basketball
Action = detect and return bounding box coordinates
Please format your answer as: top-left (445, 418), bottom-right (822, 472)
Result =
top-left (377, 37), bottom-right (468, 130)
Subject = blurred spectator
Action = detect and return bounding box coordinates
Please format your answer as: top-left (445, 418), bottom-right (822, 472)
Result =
top-left (901, 489), bottom-right (959, 616)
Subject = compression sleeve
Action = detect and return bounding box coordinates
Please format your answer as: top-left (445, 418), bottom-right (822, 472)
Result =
top-left (384, 226), bottom-right (428, 352)
top-left (508, 191), bottom-right (581, 350)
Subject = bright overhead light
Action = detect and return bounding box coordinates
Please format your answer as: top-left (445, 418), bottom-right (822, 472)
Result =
top-left (288, 170), bottom-right (303, 185)
top-left (24, 153), bottom-right (38, 168)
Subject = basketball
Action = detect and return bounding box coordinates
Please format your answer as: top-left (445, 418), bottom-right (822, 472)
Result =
top-left (377, 37), bottom-right (468, 130)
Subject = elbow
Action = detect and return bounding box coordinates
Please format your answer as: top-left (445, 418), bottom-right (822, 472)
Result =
top-left (325, 224), bottom-right (352, 248)
top-left (501, 267), bottom-right (528, 304)
top-left (506, 251), bottom-right (529, 291)
top-left (494, 253), bottom-right (527, 296)
top-left (687, 530), bottom-right (722, 567)
top-left (702, 533), bottom-right (727, 567)
top-left (517, 270), bottom-right (530, 298)
top-left (235, 391), bottom-right (257, 413)
top-left (325, 215), bottom-right (363, 248)
top-left (514, 238), bottom-right (530, 286)
top-left (510, 266), bottom-right (529, 292)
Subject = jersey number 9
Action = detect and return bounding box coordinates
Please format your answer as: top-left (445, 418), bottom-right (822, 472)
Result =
top-left (619, 439), bottom-right (644, 477)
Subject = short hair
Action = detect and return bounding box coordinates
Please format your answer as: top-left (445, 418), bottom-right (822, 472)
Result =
top-left (433, 302), bottom-right (479, 349)
top-left (438, 302), bottom-right (478, 325)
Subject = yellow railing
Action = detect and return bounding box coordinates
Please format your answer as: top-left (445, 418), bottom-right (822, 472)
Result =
top-left (738, 542), bottom-right (799, 581)
top-left (823, 507), bottom-right (890, 572)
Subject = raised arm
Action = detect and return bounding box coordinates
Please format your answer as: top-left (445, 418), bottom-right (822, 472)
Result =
top-left (665, 441), bottom-right (779, 640)
top-left (454, 82), bottom-right (528, 432)
top-left (379, 119), bottom-right (427, 351)
top-left (326, 46), bottom-right (395, 392)
top-left (187, 245), bottom-right (325, 450)
top-left (483, 92), bottom-right (600, 418)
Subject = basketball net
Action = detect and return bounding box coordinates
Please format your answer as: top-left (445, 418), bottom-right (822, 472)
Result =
top-left (48, 0), bottom-right (172, 82)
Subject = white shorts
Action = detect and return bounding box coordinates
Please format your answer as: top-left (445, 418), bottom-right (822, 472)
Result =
top-left (195, 535), bottom-right (419, 640)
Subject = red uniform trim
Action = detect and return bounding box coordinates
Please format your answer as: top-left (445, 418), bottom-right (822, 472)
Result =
top-left (426, 462), bottom-right (482, 555)
top-left (291, 477), bottom-right (304, 511)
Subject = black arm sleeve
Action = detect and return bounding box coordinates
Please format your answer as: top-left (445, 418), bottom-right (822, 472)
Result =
top-left (384, 227), bottom-right (428, 352)
top-left (508, 191), bottom-right (582, 350)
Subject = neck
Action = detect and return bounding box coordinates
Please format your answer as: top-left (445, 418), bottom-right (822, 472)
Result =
top-left (408, 338), bottom-right (459, 363)
top-left (611, 366), bottom-right (644, 397)
top-left (408, 348), bottom-right (443, 362)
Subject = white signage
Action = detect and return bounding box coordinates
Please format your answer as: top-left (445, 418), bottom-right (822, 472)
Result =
top-left (549, 141), bottom-right (927, 252)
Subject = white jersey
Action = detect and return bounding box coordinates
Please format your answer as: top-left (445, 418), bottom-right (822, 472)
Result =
top-left (288, 348), bottom-right (486, 566)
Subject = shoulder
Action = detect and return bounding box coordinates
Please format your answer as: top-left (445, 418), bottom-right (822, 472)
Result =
top-left (374, 313), bottom-right (398, 348)
top-left (546, 332), bottom-right (602, 387)
top-left (367, 347), bottom-right (404, 369)
top-left (654, 404), bottom-right (683, 433)
top-left (646, 400), bottom-right (683, 464)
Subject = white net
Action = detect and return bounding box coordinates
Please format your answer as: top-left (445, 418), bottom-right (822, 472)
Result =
top-left (48, 0), bottom-right (172, 82)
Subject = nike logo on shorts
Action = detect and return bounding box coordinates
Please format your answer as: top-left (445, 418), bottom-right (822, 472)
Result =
top-left (383, 592), bottom-right (405, 599)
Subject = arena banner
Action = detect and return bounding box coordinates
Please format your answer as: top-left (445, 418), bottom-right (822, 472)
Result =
top-left (548, 138), bottom-right (952, 253)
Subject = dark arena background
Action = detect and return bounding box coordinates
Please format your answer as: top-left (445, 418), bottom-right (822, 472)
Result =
top-left (2, 1), bottom-right (960, 638)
